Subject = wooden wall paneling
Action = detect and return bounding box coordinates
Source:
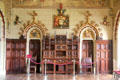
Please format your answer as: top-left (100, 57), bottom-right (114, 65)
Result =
top-left (96, 40), bottom-right (113, 73)
top-left (19, 40), bottom-right (26, 73)
top-left (6, 39), bottom-right (12, 73)
top-left (6, 39), bottom-right (26, 74)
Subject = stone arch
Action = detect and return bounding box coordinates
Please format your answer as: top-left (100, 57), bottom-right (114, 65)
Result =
top-left (0, 10), bottom-right (5, 38)
top-left (78, 23), bottom-right (99, 39)
top-left (0, 10), bottom-right (6, 75)
top-left (114, 10), bottom-right (120, 39)
top-left (22, 22), bottom-right (48, 38)
top-left (114, 10), bottom-right (120, 70)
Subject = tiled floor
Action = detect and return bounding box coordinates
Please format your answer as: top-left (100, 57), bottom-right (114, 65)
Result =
top-left (3, 74), bottom-right (113, 80)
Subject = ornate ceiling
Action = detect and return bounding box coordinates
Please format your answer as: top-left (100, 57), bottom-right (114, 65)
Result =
top-left (10, 0), bottom-right (110, 8)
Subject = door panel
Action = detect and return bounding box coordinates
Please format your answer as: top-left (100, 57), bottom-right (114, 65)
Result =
top-left (82, 40), bottom-right (93, 72)
top-left (96, 40), bottom-right (113, 73)
top-left (6, 39), bottom-right (26, 74)
top-left (82, 40), bottom-right (93, 58)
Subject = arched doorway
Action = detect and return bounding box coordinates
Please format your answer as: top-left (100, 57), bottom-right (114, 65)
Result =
top-left (29, 28), bottom-right (41, 73)
top-left (0, 10), bottom-right (5, 75)
top-left (79, 27), bottom-right (96, 73)
top-left (114, 10), bottom-right (120, 70)
top-left (26, 26), bottom-right (43, 73)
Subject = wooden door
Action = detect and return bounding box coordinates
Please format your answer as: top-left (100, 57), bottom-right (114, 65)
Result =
top-left (82, 40), bottom-right (93, 72)
top-left (82, 40), bottom-right (93, 59)
top-left (29, 40), bottom-right (40, 73)
top-left (96, 40), bottom-right (113, 73)
top-left (6, 39), bottom-right (26, 74)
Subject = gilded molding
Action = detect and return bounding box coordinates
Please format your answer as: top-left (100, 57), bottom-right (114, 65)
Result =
top-left (19, 11), bottom-right (48, 37)
top-left (73, 11), bottom-right (102, 39)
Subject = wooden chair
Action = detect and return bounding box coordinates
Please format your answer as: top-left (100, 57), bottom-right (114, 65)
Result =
top-left (30, 57), bottom-right (37, 73)
top-left (81, 57), bottom-right (93, 73)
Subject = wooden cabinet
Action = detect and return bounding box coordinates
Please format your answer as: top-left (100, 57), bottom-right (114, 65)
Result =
top-left (6, 39), bottom-right (26, 74)
top-left (96, 40), bottom-right (113, 73)
top-left (42, 35), bottom-right (79, 74)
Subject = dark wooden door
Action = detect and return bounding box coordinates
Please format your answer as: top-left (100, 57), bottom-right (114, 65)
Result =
top-left (82, 40), bottom-right (93, 72)
top-left (82, 40), bottom-right (93, 59)
top-left (6, 39), bottom-right (26, 74)
top-left (29, 39), bottom-right (40, 73)
top-left (96, 40), bottom-right (113, 73)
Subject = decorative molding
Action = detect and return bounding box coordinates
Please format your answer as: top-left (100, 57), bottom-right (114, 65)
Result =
top-left (19, 11), bottom-right (48, 37)
top-left (12, 0), bottom-right (110, 8)
top-left (73, 11), bottom-right (102, 39)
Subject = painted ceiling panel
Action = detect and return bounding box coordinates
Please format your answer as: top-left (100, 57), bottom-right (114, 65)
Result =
top-left (11, 0), bottom-right (110, 8)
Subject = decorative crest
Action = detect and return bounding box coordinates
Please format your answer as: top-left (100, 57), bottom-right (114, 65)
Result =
top-left (29, 11), bottom-right (38, 22)
top-left (54, 3), bottom-right (69, 29)
top-left (57, 3), bottom-right (66, 16)
top-left (84, 11), bottom-right (92, 23)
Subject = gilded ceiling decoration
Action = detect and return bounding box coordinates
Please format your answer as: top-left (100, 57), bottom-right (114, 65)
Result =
top-left (19, 11), bottom-right (48, 37)
top-left (114, 0), bottom-right (120, 8)
top-left (11, 0), bottom-right (110, 8)
top-left (73, 11), bottom-right (103, 39)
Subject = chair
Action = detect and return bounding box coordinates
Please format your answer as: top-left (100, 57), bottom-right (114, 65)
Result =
top-left (81, 57), bottom-right (93, 73)
top-left (30, 57), bottom-right (37, 73)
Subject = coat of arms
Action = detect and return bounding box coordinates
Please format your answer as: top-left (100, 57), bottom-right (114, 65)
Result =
top-left (54, 3), bottom-right (69, 29)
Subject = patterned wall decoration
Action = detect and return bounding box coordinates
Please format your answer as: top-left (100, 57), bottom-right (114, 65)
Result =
top-left (114, 0), bottom-right (120, 9)
top-left (19, 11), bottom-right (48, 38)
top-left (101, 15), bottom-right (110, 26)
top-left (73, 11), bottom-right (103, 39)
top-left (12, 0), bottom-right (110, 8)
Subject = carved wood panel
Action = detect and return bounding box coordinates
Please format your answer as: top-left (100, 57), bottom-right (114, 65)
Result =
top-left (82, 40), bottom-right (93, 72)
top-left (96, 40), bottom-right (113, 73)
top-left (82, 40), bottom-right (93, 58)
top-left (6, 39), bottom-right (26, 74)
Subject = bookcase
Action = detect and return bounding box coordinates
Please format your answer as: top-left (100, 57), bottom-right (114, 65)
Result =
top-left (42, 35), bottom-right (80, 74)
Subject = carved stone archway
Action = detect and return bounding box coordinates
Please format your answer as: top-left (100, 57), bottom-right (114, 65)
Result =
top-left (72, 11), bottom-right (102, 73)
top-left (114, 10), bottom-right (120, 40)
top-left (73, 11), bottom-right (101, 39)
top-left (19, 11), bottom-right (48, 38)
top-left (78, 23), bottom-right (99, 39)
top-left (114, 10), bottom-right (120, 70)
top-left (0, 10), bottom-right (6, 75)
top-left (18, 11), bottom-right (48, 73)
